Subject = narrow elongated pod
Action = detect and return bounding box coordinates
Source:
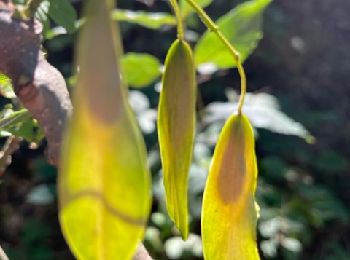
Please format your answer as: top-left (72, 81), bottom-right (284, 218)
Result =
top-left (58, 0), bottom-right (151, 259)
top-left (202, 114), bottom-right (259, 260)
top-left (158, 39), bottom-right (196, 239)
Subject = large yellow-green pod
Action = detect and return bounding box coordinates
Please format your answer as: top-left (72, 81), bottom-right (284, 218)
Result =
top-left (158, 39), bottom-right (196, 239)
top-left (202, 114), bottom-right (259, 260)
top-left (58, 0), bottom-right (151, 259)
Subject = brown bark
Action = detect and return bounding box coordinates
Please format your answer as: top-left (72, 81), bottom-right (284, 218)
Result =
top-left (0, 5), bottom-right (72, 165)
top-left (0, 1), bottom-right (151, 259)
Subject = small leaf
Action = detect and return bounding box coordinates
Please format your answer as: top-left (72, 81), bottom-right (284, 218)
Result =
top-left (158, 39), bottom-right (196, 239)
top-left (0, 73), bottom-right (16, 98)
top-left (0, 109), bottom-right (29, 129)
top-left (44, 26), bottom-right (68, 40)
top-left (35, 0), bottom-right (50, 35)
top-left (59, 0), bottom-right (151, 259)
top-left (113, 10), bottom-right (176, 29)
top-left (194, 0), bottom-right (272, 68)
top-left (48, 0), bottom-right (77, 33)
top-left (9, 116), bottom-right (43, 142)
top-left (0, 108), bottom-right (43, 142)
top-left (0, 73), bottom-right (9, 84)
top-left (202, 114), bottom-right (259, 259)
top-left (121, 53), bottom-right (161, 87)
top-left (180, 0), bottom-right (213, 18)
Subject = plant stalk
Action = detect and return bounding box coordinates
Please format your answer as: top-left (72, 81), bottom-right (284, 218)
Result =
top-left (169, 0), bottom-right (184, 40)
top-left (183, 0), bottom-right (247, 114)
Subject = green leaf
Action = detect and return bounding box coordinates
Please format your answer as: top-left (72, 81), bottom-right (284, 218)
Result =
top-left (59, 1), bottom-right (151, 259)
top-left (15, 117), bottom-right (44, 143)
top-left (48, 0), bottom-right (77, 33)
top-left (158, 40), bottom-right (197, 239)
top-left (0, 73), bottom-right (15, 98)
top-left (180, 0), bottom-right (213, 18)
top-left (202, 114), bottom-right (259, 259)
top-left (0, 109), bottom-right (30, 130)
top-left (194, 0), bottom-right (272, 69)
top-left (112, 10), bottom-right (176, 29)
top-left (0, 73), bottom-right (9, 84)
top-left (0, 108), bottom-right (30, 136)
top-left (0, 108), bottom-right (43, 142)
top-left (33, 0), bottom-right (53, 39)
top-left (121, 53), bottom-right (161, 87)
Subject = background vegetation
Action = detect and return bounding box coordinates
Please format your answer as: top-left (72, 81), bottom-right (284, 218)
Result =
top-left (0, 0), bottom-right (349, 259)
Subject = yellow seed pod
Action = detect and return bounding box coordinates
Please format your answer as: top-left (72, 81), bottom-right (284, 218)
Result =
top-left (58, 0), bottom-right (151, 259)
top-left (158, 39), bottom-right (196, 239)
top-left (202, 114), bottom-right (259, 260)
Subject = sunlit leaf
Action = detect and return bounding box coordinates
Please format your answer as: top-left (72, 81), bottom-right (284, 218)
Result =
top-left (0, 73), bottom-right (16, 98)
top-left (202, 114), bottom-right (259, 259)
top-left (0, 109), bottom-right (30, 130)
top-left (121, 53), bottom-right (161, 87)
top-left (158, 39), bottom-right (196, 239)
top-left (0, 108), bottom-right (42, 142)
top-left (204, 92), bottom-right (312, 140)
top-left (194, 0), bottom-right (272, 69)
top-left (35, 0), bottom-right (50, 35)
top-left (59, 1), bottom-right (151, 259)
top-left (0, 73), bottom-right (9, 84)
top-left (45, 26), bottom-right (69, 40)
top-left (113, 10), bottom-right (176, 29)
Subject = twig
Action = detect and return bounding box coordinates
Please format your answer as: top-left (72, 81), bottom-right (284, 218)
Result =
top-left (0, 135), bottom-right (21, 175)
top-left (184, 0), bottom-right (247, 114)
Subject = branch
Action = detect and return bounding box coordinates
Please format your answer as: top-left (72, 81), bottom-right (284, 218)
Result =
top-left (0, 4), bottom-right (71, 165)
top-left (0, 1), bottom-right (152, 259)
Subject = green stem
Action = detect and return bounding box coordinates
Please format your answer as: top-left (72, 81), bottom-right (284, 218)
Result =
top-left (184, 0), bottom-right (247, 114)
top-left (169, 0), bottom-right (184, 40)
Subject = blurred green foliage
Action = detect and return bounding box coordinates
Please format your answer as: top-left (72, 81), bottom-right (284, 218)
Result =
top-left (0, 0), bottom-right (349, 259)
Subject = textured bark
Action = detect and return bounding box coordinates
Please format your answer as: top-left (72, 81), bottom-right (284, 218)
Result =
top-left (0, 7), bottom-right (72, 165)
top-left (0, 1), bottom-right (152, 259)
